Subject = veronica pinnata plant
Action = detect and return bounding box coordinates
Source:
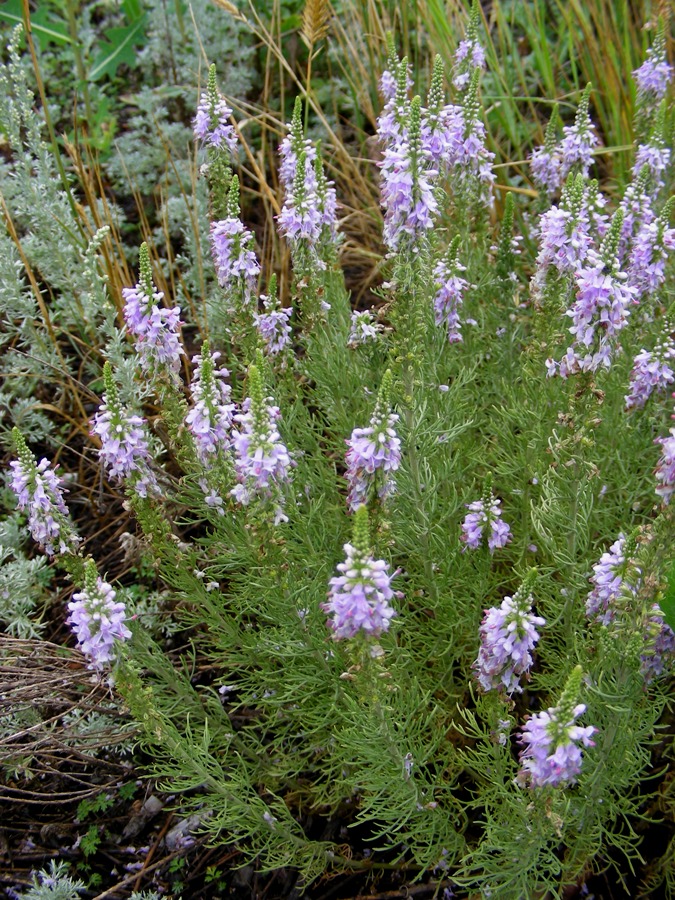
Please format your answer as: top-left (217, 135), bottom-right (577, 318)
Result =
top-left (91, 362), bottom-right (159, 499)
top-left (230, 362), bottom-right (293, 522)
top-left (518, 665), bottom-right (596, 789)
top-left (461, 478), bottom-right (511, 553)
top-left (67, 559), bottom-right (132, 670)
top-left (9, 429), bottom-right (80, 558)
top-left (323, 505), bottom-right (397, 640)
top-left (4, 12), bottom-right (675, 897)
top-left (123, 243), bottom-right (183, 385)
top-left (474, 569), bottom-right (544, 694)
top-left (345, 370), bottom-right (401, 512)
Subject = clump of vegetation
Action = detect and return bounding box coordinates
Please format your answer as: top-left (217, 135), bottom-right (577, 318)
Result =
top-left (0, 1), bottom-right (673, 897)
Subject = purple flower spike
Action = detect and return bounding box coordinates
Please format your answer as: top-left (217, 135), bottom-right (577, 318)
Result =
top-left (9, 431), bottom-right (80, 558)
top-left (461, 490), bottom-right (511, 553)
top-left (627, 214), bottom-right (675, 301)
top-left (634, 42), bottom-right (673, 103)
top-left (211, 217), bottom-right (260, 301)
top-left (193, 65), bottom-right (237, 153)
top-left (474, 573), bottom-right (545, 694)
top-left (559, 85), bottom-right (599, 181)
top-left (530, 145), bottom-right (562, 196)
top-left (91, 363), bottom-right (159, 499)
top-left (323, 506), bottom-right (398, 640)
top-left (453, 36), bottom-right (486, 90)
top-left (324, 541), bottom-right (397, 639)
top-left (67, 561), bottom-right (131, 670)
top-left (186, 343), bottom-right (235, 463)
top-left (625, 338), bottom-right (675, 411)
top-left (123, 245), bottom-right (183, 380)
top-left (452, 5), bottom-right (486, 91)
top-left (433, 243), bottom-right (469, 343)
top-left (230, 365), bottom-right (293, 520)
top-left (641, 609), bottom-right (675, 682)
top-left (518, 665), bottom-right (596, 789)
top-left (277, 99), bottom-right (338, 257)
top-left (345, 371), bottom-right (401, 510)
top-left (254, 303), bottom-right (293, 356)
top-left (519, 703), bottom-right (596, 788)
top-left (585, 533), bottom-right (638, 626)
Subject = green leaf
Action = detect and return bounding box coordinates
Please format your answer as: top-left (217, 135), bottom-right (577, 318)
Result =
top-left (80, 824), bottom-right (101, 858)
top-left (660, 560), bottom-right (675, 633)
top-left (121, 0), bottom-right (143, 20)
top-left (89, 14), bottom-right (148, 82)
top-left (0, 0), bottom-right (73, 45)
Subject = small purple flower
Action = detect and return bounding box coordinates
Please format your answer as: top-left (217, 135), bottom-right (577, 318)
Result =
top-left (9, 433), bottom-right (79, 557)
top-left (230, 366), bottom-right (293, 519)
top-left (210, 215), bottom-right (260, 308)
top-left (345, 372), bottom-right (401, 510)
top-left (379, 68), bottom-right (398, 103)
top-left (558, 85), bottom-right (599, 181)
top-left (193, 65), bottom-right (237, 153)
top-left (433, 248), bottom-right (469, 343)
top-left (323, 536), bottom-right (397, 640)
top-left (277, 100), bottom-right (338, 255)
top-left (533, 202), bottom-right (593, 285)
top-left (627, 215), bottom-right (675, 301)
top-left (380, 125), bottom-right (438, 253)
top-left (91, 363), bottom-right (159, 498)
top-left (625, 340), bottom-right (675, 411)
top-left (461, 494), bottom-right (511, 553)
top-left (122, 246), bottom-right (183, 380)
top-left (67, 562), bottom-right (131, 669)
top-left (586, 534), bottom-right (638, 625)
top-left (453, 35), bottom-right (486, 90)
top-left (452, 6), bottom-right (486, 91)
top-left (254, 304), bottom-right (293, 356)
top-left (655, 425), bottom-right (675, 505)
top-left (633, 142), bottom-right (671, 194)
top-left (618, 175), bottom-right (654, 256)
top-left (634, 45), bottom-right (673, 102)
top-left (549, 256), bottom-right (636, 379)
top-left (530, 145), bottom-right (562, 195)
top-left (519, 702), bottom-right (596, 788)
top-left (474, 575), bottom-right (545, 694)
top-left (186, 344), bottom-right (235, 463)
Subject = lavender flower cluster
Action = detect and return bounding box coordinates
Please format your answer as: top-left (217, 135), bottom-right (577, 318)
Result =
top-left (68, 571), bottom-right (132, 670)
top-left (345, 374), bottom-right (401, 510)
top-left (9, 449), bottom-right (79, 558)
top-left (433, 248), bottom-right (469, 343)
top-left (625, 338), bottom-right (675, 411)
top-left (230, 376), bottom-right (293, 522)
top-left (585, 534), bottom-right (637, 625)
top-left (210, 215), bottom-right (260, 309)
top-left (377, 52), bottom-right (494, 253)
top-left (530, 86), bottom-right (599, 196)
top-left (193, 64), bottom-right (237, 152)
top-left (324, 537), bottom-right (397, 640)
top-left (185, 345), bottom-right (235, 463)
top-left (474, 579), bottom-right (545, 694)
top-left (254, 299), bottom-right (293, 356)
top-left (655, 424), bottom-right (675, 506)
top-left (519, 701), bottom-right (596, 788)
top-left (461, 494), bottom-right (511, 553)
top-left (277, 99), bottom-right (338, 254)
top-left (123, 276), bottom-right (183, 380)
